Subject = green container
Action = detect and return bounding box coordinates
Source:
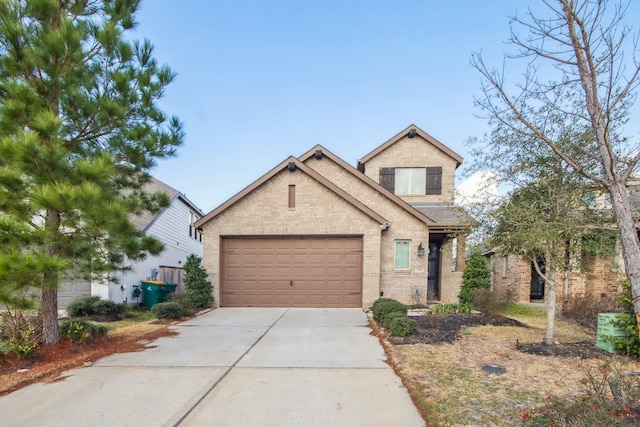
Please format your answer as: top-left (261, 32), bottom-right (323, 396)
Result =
top-left (595, 313), bottom-right (630, 354)
top-left (141, 280), bottom-right (167, 308)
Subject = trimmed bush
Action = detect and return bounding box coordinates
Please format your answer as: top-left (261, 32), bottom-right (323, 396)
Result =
top-left (384, 311), bottom-right (408, 329)
top-left (371, 298), bottom-right (397, 312)
top-left (91, 299), bottom-right (128, 315)
top-left (388, 316), bottom-right (417, 337)
top-left (372, 298), bottom-right (408, 321)
top-left (60, 319), bottom-right (110, 345)
top-left (66, 295), bottom-right (102, 317)
top-left (66, 295), bottom-right (128, 318)
top-left (151, 302), bottom-right (185, 319)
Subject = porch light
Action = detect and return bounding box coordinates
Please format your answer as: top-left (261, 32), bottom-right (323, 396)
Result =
top-left (417, 243), bottom-right (425, 257)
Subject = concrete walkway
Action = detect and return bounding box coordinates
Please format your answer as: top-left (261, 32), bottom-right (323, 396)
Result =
top-left (0, 308), bottom-right (425, 426)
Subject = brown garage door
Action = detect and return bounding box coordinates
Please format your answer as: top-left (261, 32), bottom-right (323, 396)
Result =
top-left (221, 236), bottom-right (363, 307)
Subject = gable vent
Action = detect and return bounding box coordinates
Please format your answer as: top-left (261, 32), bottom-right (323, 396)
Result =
top-left (287, 162), bottom-right (297, 172)
top-left (314, 149), bottom-right (323, 160)
top-left (408, 129), bottom-right (417, 138)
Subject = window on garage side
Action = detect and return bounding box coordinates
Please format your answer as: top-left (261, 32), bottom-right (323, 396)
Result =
top-left (395, 240), bottom-right (410, 270)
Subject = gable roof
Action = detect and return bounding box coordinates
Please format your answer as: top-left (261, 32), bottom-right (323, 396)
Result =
top-left (298, 145), bottom-right (436, 225)
top-left (357, 124), bottom-right (463, 170)
top-left (195, 156), bottom-right (388, 229)
top-left (131, 177), bottom-right (204, 233)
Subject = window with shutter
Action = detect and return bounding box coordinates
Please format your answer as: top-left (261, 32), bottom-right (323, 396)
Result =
top-left (426, 167), bottom-right (442, 195)
top-left (379, 167), bottom-right (395, 192)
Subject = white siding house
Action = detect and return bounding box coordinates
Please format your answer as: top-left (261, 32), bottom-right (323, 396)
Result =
top-left (59, 178), bottom-right (204, 308)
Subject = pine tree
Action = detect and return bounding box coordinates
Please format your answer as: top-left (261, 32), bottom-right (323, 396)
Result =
top-left (459, 251), bottom-right (491, 305)
top-left (183, 254), bottom-right (213, 308)
top-left (0, 0), bottom-right (183, 344)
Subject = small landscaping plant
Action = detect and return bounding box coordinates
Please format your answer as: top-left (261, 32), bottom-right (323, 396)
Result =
top-left (431, 303), bottom-right (473, 315)
top-left (0, 339), bottom-right (10, 364)
top-left (152, 302), bottom-right (185, 319)
top-left (9, 323), bottom-right (37, 360)
top-left (60, 319), bottom-right (110, 345)
top-left (66, 295), bottom-right (128, 318)
top-left (184, 254), bottom-right (214, 308)
top-left (387, 316), bottom-right (417, 337)
top-left (65, 296), bottom-right (101, 317)
top-left (609, 279), bottom-right (640, 358)
top-left (372, 298), bottom-right (408, 321)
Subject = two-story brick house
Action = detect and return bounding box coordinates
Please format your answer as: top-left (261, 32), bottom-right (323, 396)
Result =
top-left (195, 125), bottom-right (471, 308)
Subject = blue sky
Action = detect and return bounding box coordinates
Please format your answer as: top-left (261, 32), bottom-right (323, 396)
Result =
top-left (133, 1), bottom-right (639, 213)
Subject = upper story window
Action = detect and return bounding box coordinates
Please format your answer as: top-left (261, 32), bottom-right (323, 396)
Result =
top-left (189, 211), bottom-right (202, 241)
top-left (379, 167), bottom-right (442, 195)
top-left (396, 168), bottom-right (425, 195)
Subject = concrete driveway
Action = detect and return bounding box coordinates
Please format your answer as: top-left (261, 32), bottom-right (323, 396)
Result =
top-left (0, 308), bottom-right (425, 426)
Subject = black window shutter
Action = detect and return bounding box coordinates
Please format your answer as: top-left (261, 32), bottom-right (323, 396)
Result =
top-left (379, 167), bottom-right (395, 192)
top-left (426, 167), bottom-right (442, 195)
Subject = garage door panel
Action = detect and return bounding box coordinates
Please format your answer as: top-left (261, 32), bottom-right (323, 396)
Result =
top-left (221, 237), bottom-right (362, 308)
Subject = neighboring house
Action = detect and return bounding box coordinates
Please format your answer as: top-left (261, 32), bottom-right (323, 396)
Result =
top-left (485, 183), bottom-right (640, 305)
top-left (58, 177), bottom-right (204, 308)
top-left (195, 124), bottom-right (472, 308)
top-left (484, 250), bottom-right (623, 305)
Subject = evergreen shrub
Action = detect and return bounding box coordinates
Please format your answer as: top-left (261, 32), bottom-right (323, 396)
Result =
top-left (184, 254), bottom-right (213, 308)
top-left (152, 302), bottom-right (185, 319)
top-left (60, 319), bottom-right (110, 345)
top-left (459, 251), bottom-right (491, 304)
top-left (388, 316), bottom-right (417, 337)
top-left (372, 298), bottom-right (408, 321)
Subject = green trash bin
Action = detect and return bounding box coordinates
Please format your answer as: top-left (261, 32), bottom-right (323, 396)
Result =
top-left (141, 280), bottom-right (166, 308)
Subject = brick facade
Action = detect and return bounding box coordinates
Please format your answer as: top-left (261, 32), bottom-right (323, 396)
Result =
top-left (488, 252), bottom-right (625, 304)
top-left (196, 125), bottom-right (469, 308)
top-left (362, 134), bottom-right (458, 204)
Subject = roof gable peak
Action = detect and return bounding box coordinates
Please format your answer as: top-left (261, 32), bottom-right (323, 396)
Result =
top-left (357, 124), bottom-right (463, 170)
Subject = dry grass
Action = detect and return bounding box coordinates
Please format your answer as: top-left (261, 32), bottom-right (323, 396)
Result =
top-left (381, 308), bottom-right (640, 426)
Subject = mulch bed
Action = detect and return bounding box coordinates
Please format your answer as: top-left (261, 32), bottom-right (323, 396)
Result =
top-left (388, 312), bottom-right (609, 359)
top-left (389, 312), bottom-right (526, 345)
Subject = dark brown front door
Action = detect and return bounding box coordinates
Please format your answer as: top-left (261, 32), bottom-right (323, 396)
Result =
top-left (220, 236), bottom-right (363, 307)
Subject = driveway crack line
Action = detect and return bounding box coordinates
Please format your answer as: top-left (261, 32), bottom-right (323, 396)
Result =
top-left (172, 309), bottom-right (289, 426)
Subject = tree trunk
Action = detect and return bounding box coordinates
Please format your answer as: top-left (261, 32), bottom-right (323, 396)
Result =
top-left (40, 287), bottom-right (59, 344)
top-left (41, 209), bottom-right (61, 345)
top-left (608, 182), bottom-right (640, 329)
top-left (543, 259), bottom-right (556, 345)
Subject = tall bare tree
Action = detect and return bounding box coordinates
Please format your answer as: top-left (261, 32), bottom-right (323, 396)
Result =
top-left (472, 0), bottom-right (640, 324)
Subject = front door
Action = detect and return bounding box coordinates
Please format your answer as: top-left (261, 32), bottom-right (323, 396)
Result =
top-left (530, 258), bottom-right (545, 300)
top-left (427, 241), bottom-right (441, 301)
